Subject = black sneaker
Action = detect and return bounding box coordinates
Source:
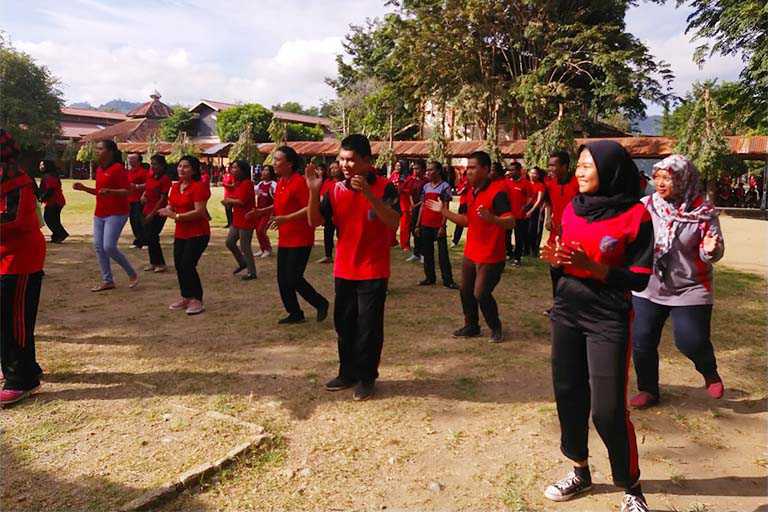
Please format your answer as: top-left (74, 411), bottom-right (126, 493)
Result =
top-left (317, 300), bottom-right (329, 322)
top-left (489, 328), bottom-right (504, 343)
top-left (452, 325), bottom-right (481, 338)
top-left (353, 381), bottom-right (375, 401)
top-left (543, 471), bottom-right (592, 502)
top-left (241, 273), bottom-right (257, 281)
top-left (232, 264), bottom-right (247, 275)
top-left (443, 282), bottom-right (459, 290)
top-left (324, 376), bottom-right (357, 391)
top-left (621, 493), bottom-right (649, 512)
top-left (418, 279), bottom-right (435, 286)
top-left (278, 314), bottom-right (305, 325)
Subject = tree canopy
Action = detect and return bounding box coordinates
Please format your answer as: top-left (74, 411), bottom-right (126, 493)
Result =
top-left (159, 106), bottom-right (196, 141)
top-left (271, 101), bottom-right (321, 117)
top-left (217, 103), bottom-right (273, 143)
top-left (0, 35), bottom-right (63, 150)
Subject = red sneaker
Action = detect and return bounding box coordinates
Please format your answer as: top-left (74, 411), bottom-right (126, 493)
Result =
top-left (1, 386), bottom-right (40, 407)
top-left (705, 376), bottom-right (724, 399)
top-left (629, 391), bottom-right (659, 409)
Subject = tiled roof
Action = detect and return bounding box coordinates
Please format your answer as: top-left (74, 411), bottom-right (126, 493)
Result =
top-left (272, 110), bottom-right (331, 127)
top-left (81, 118), bottom-right (162, 143)
top-left (127, 98), bottom-right (173, 119)
top-left (60, 107), bottom-right (127, 121)
top-left (60, 121), bottom-right (107, 139)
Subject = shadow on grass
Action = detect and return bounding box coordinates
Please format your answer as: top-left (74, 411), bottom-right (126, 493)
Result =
top-left (586, 475), bottom-right (767, 498)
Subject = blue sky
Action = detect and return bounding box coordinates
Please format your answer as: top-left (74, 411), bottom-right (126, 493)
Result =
top-left (1, 0), bottom-right (743, 115)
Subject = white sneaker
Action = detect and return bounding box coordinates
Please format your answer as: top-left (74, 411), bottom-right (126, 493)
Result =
top-left (185, 299), bottom-right (205, 315)
top-left (405, 254), bottom-right (419, 262)
top-left (254, 250), bottom-right (263, 257)
top-left (260, 251), bottom-right (271, 258)
top-left (621, 493), bottom-right (649, 512)
top-left (544, 471), bottom-right (592, 502)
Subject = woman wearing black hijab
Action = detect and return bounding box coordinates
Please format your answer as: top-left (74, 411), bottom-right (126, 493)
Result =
top-left (540, 141), bottom-right (654, 512)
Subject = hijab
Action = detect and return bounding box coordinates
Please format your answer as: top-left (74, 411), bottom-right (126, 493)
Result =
top-left (649, 154), bottom-right (716, 278)
top-left (571, 140), bottom-right (641, 222)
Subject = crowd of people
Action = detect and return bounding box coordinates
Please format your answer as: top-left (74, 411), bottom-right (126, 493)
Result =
top-left (0, 127), bottom-right (730, 512)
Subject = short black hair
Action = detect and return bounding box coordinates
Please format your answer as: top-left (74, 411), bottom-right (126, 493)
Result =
top-left (232, 160), bottom-right (251, 181)
top-left (150, 153), bottom-right (166, 167)
top-left (41, 159), bottom-right (57, 175)
top-left (261, 164), bottom-right (276, 181)
top-left (99, 139), bottom-right (122, 166)
top-left (276, 145), bottom-right (301, 171)
top-left (129, 152), bottom-right (143, 162)
top-left (179, 155), bottom-right (201, 181)
top-left (550, 150), bottom-right (570, 168)
top-left (340, 134), bottom-right (371, 158)
top-left (510, 161), bottom-right (522, 170)
top-left (469, 151), bottom-right (491, 170)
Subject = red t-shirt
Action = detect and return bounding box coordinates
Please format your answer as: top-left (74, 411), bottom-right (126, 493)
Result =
top-left (528, 180), bottom-right (546, 208)
top-left (94, 163), bottom-right (131, 217)
top-left (455, 175), bottom-right (469, 205)
top-left (168, 180), bottom-right (211, 239)
top-left (545, 175), bottom-right (579, 238)
top-left (464, 180), bottom-right (513, 264)
top-left (127, 166), bottom-right (148, 203)
top-left (231, 179), bottom-right (257, 230)
top-left (201, 171), bottom-right (211, 189)
top-left (399, 176), bottom-right (418, 212)
top-left (142, 172), bottom-right (172, 216)
top-left (0, 172), bottom-right (46, 274)
top-left (274, 172), bottom-right (314, 248)
top-left (419, 180), bottom-right (451, 228)
top-left (560, 202), bottom-right (653, 280)
top-left (505, 178), bottom-right (530, 220)
top-left (222, 172), bottom-right (236, 198)
top-left (41, 174), bottom-right (66, 207)
top-left (256, 180), bottom-right (276, 209)
top-left (320, 174), bottom-right (398, 280)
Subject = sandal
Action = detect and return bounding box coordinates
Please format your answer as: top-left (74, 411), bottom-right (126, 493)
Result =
top-left (91, 282), bottom-right (115, 292)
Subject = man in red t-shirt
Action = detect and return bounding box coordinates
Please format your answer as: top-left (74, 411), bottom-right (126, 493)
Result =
top-left (126, 153), bottom-right (148, 248)
top-left (544, 150), bottom-right (579, 303)
top-left (424, 151), bottom-right (515, 344)
top-left (506, 161), bottom-right (532, 266)
top-left (416, 161), bottom-right (457, 288)
top-left (307, 134), bottom-right (400, 401)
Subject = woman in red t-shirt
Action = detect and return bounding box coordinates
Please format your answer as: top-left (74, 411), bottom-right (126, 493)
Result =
top-left (38, 159), bottom-right (69, 243)
top-left (221, 166), bottom-right (236, 228)
top-left (222, 160), bottom-right (257, 280)
top-left (524, 166), bottom-right (547, 257)
top-left (272, 145), bottom-right (329, 324)
top-left (73, 140), bottom-right (138, 292)
top-left (250, 165), bottom-right (277, 257)
top-left (317, 162), bottom-right (342, 263)
top-left (158, 155), bottom-right (211, 315)
top-left (140, 154), bottom-right (172, 272)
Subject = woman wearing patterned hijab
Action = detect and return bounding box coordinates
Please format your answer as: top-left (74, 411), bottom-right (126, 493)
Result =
top-left (630, 154), bottom-right (725, 409)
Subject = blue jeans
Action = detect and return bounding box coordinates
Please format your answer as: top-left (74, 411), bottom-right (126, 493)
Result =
top-left (93, 215), bottom-right (136, 284)
top-left (631, 296), bottom-right (718, 398)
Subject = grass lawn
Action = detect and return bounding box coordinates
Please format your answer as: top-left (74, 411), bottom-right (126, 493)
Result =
top-left (1, 180), bottom-right (766, 511)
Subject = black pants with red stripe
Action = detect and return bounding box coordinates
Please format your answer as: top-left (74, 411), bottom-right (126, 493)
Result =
top-left (1, 272), bottom-right (44, 391)
top-left (551, 319), bottom-right (640, 490)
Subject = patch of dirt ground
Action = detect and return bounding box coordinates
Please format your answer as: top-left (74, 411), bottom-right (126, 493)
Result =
top-left (1, 185), bottom-right (766, 511)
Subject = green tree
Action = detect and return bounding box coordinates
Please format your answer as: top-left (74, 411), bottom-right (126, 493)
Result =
top-left (286, 123), bottom-right (324, 141)
top-left (216, 103), bottom-right (273, 143)
top-left (524, 113), bottom-right (577, 169)
top-left (167, 132), bottom-right (199, 165)
top-left (143, 133), bottom-right (160, 163)
top-left (228, 122), bottom-right (262, 165)
top-left (263, 118), bottom-right (288, 165)
top-left (271, 101), bottom-right (321, 116)
top-left (159, 107), bottom-right (196, 141)
top-left (0, 34), bottom-right (63, 150)
top-left (76, 141), bottom-right (96, 179)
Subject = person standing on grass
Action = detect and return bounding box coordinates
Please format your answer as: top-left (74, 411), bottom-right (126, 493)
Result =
top-left (73, 140), bottom-right (139, 292)
top-left (126, 153), bottom-right (148, 249)
top-left (424, 151), bottom-right (514, 344)
top-left (630, 154), bottom-right (725, 409)
top-left (141, 154), bottom-right (172, 273)
top-left (317, 162), bottom-right (342, 264)
top-left (222, 160), bottom-right (258, 281)
top-left (38, 160), bottom-right (69, 243)
top-left (306, 134), bottom-right (400, 401)
top-left (271, 145), bottom-right (329, 325)
top-left (540, 141), bottom-right (653, 512)
top-left (222, 164), bottom-right (236, 228)
top-left (416, 160), bottom-right (458, 289)
top-left (158, 155), bottom-right (210, 316)
top-left (542, 150), bottom-right (579, 316)
top-left (524, 166), bottom-right (546, 257)
top-left (0, 128), bottom-right (46, 407)
top-left (393, 160), bottom-right (413, 255)
top-left (406, 160), bottom-right (427, 263)
top-left (451, 168), bottom-right (469, 247)
top-left (249, 164), bottom-right (276, 258)
top-left (506, 162), bottom-right (532, 267)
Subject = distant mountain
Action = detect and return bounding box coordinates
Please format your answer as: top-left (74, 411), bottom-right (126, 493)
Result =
top-left (66, 99), bottom-right (142, 113)
top-left (630, 115), bottom-right (663, 136)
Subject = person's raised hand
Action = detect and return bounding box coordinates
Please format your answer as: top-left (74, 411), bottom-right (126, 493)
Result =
top-left (73, 182), bottom-right (85, 191)
top-left (540, 236), bottom-right (562, 267)
top-left (702, 230), bottom-right (721, 254)
top-left (350, 174), bottom-right (372, 197)
top-left (305, 163), bottom-right (323, 193)
top-left (157, 207), bottom-right (174, 219)
top-left (424, 199), bottom-right (444, 214)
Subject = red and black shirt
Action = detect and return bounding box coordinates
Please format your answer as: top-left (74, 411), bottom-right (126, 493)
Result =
top-left (1, 171), bottom-right (46, 274)
top-left (320, 173), bottom-right (399, 280)
top-left (464, 179), bottom-right (512, 264)
top-left (142, 172), bottom-right (172, 216)
top-left (544, 175), bottom-right (579, 239)
top-left (40, 174), bottom-right (66, 207)
top-left (274, 172), bottom-right (314, 248)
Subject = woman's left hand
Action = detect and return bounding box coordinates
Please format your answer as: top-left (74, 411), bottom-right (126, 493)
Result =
top-left (702, 232), bottom-right (721, 254)
top-left (157, 207), bottom-right (175, 219)
top-left (555, 241), bottom-right (593, 271)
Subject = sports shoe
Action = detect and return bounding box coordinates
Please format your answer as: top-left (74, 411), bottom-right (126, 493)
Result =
top-left (169, 298), bottom-right (189, 310)
top-left (143, 265), bottom-right (155, 272)
top-left (621, 493), bottom-right (649, 512)
top-left (418, 279), bottom-right (435, 286)
top-left (91, 282), bottom-right (115, 292)
top-left (419, 256), bottom-right (424, 263)
top-left (324, 376), bottom-right (357, 391)
top-left (153, 265), bottom-right (167, 273)
top-left (405, 254), bottom-right (420, 262)
top-left (452, 325), bottom-right (481, 338)
top-left (705, 375), bottom-right (724, 399)
top-left (489, 328), bottom-right (504, 343)
top-left (128, 275), bottom-right (140, 289)
top-left (185, 299), bottom-right (205, 315)
top-left (317, 300), bottom-right (329, 322)
top-left (0, 386), bottom-right (40, 407)
top-left (629, 391), bottom-right (659, 409)
top-left (241, 273), bottom-right (257, 281)
top-left (353, 381), bottom-right (375, 401)
top-left (278, 314), bottom-right (306, 325)
top-left (232, 264), bottom-right (247, 275)
top-left (443, 282), bottom-right (460, 290)
top-left (544, 471), bottom-right (592, 502)
top-left (260, 251), bottom-right (271, 258)
top-left (254, 250), bottom-right (263, 258)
